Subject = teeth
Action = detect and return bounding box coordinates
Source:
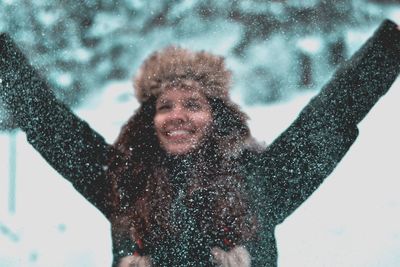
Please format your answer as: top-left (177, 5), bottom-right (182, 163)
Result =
top-left (168, 130), bottom-right (191, 136)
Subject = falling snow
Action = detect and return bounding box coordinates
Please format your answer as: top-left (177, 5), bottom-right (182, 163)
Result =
top-left (1, 1), bottom-right (400, 267)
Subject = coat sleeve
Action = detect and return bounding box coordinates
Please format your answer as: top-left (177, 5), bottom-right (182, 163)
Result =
top-left (0, 33), bottom-right (115, 218)
top-left (252, 19), bottom-right (400, 225)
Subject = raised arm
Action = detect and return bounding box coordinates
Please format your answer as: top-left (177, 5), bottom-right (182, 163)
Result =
top-left (250, 20), bottom-right (400, 225)
top-left (0, 33), bottom-right (114, 217)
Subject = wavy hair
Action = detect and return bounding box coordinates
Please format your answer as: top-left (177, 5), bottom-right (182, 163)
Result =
top-left (107, 96), bottom-right (258, 251)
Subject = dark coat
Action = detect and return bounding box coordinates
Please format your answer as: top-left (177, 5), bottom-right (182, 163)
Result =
top-left (1, 20), bottom-right (399, 267)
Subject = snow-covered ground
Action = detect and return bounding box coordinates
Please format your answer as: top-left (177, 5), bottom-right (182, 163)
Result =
top-left (1, 77), bottom-right (399, 267)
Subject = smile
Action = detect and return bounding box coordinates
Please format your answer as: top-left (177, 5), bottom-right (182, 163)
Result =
top-left (167, 130), bottom-right (193, 136)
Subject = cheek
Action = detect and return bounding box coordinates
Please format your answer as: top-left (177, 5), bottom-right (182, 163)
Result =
top-left (153, 115), bottom-right (163, 133)
top-left (202, 113), bottom-right (213, 127)
top-left (153, 116), bottom-right (166, 144)
top-left (196, 114), bottom-right (213, 134)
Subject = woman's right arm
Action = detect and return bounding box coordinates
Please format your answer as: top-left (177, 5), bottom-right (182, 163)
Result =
top-left (0, 33), bottom-right (114, 217)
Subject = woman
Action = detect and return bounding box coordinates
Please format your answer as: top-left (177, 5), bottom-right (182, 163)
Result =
top-left (0, 20), bottom-right (399, 266)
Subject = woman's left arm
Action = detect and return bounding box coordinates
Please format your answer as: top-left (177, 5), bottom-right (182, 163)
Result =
top-left (254, 19), bottom-right (400, 225)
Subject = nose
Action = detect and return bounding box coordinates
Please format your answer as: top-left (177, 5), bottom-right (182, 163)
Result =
top-left (168, 106), bottom-right (188, 123)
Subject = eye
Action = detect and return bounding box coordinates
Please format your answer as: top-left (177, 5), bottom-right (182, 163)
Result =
top-left (185, 100), bottom-right (202, 111)
top-left (156, 102), bottom-right (172, 112)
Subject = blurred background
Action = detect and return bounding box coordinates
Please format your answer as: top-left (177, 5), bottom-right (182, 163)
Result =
top-left (0, 0), bottom-right (400, 266)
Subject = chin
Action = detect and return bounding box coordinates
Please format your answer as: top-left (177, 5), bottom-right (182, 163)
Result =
top-left (164, 144), bottom-right (197, 156)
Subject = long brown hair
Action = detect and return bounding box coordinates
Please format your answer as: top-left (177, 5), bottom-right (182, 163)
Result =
top-left (107, 96), bottom-right (258, 249)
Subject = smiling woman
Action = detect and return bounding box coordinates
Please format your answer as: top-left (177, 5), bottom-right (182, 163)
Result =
top-left (0, 19), bottom-right (400, 267)
top-left (153, 87), bottom-right (213, 155)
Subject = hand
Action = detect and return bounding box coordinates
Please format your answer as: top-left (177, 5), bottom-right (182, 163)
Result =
top-left (118, 255), bottom-right (152, 267)
top-left (211, 246), bottom-right (251, 267)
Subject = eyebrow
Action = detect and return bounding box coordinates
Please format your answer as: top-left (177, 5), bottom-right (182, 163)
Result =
top-left (157, 96), bottom-right (206, 104)
top-left (186, 97), bottom-right (203, 102)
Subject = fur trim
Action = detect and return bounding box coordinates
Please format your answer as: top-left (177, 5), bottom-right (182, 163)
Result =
top-left (118, 255), bottom-right (152, 267)
top-left (212, 246), bottom-right (251, 267)
top-left (134, 46), bottom-right (231, 103)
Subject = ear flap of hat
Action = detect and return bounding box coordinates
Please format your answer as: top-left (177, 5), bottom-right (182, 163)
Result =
top-left (211, 98), bottom-right (249, 139)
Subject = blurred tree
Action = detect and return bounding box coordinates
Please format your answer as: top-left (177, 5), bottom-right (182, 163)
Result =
top-left (0, 0), bottom-right (396, 112)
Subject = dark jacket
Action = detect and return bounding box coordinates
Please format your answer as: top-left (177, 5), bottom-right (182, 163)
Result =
top-left (1, 20), bottom-right (399, 267)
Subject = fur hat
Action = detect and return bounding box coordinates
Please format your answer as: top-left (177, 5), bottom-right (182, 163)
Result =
top-left (133, 46), bottom-right (232, 103)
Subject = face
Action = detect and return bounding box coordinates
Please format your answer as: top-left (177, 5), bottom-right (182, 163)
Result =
top-left (154, 87), bottom-right (213, 155)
